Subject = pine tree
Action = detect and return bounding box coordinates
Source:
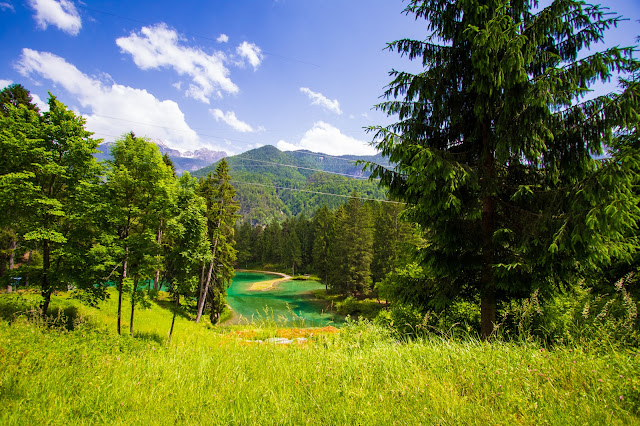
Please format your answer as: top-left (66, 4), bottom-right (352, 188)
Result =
top-left (281, 217), bottom-right (302, 276)
top-left (312, 205), bottom-right (335, 290)
top-left (368, 0), bottom-right (640, 338)
top-left (196, 159), bottom-right (239, 323)
top-left (331, 193), bottom-right (374, 295)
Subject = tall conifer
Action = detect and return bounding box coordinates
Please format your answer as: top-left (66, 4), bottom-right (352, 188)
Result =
top-left (369, 0), bottom-right (640, 337)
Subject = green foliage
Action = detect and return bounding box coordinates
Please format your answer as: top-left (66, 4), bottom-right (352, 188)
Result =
top-left (194, 145), bottom-right (387, 224)
top-left (498, 275), bottom-right (640, 349)
top-left (368, 0), bottom-right (640, 337)
top-left (0, 83), bottom-right (39, 115)
top-left (334, 296), bottom-right (384, 319)
top-left (0, 92), bottom-right (102, 312)
top-left (197, 158), bottom-right (240, 323)
top-left (103, 132), bottom-right (176, 334)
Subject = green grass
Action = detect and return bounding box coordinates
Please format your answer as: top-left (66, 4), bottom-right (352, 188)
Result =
top-left (1, 290), bottom-right (639, 425)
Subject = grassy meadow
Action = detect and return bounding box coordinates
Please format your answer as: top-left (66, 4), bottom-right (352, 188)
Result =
top-left (1, 289), bottom-right (639, 425)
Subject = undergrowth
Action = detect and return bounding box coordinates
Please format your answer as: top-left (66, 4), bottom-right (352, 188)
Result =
top-left (0, 289), bottom-right (639, 425)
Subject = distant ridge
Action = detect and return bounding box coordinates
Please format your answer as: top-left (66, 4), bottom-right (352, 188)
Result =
top-left (95, 141), bottom-right (227, 175)
top-left (193, 145), bottom-right (389, 224)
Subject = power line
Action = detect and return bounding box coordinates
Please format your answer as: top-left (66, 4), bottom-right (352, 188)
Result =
top-left (80, 112), bottom-right (255, 146)
top-left (86, 116), bottom-right (390, 171)
top-left (233, 157), bottom-right (374, 180)
top-left (92, 131), bottom-right (391, 180)
top-left (229, 180), bottom-right (404, 204)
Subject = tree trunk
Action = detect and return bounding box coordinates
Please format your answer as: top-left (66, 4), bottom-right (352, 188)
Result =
top-left (168, 294), bottom-right (179, 343)
top-left (480, 120), bottom-right (496, 340)
top-left (197, 264), bottom-right (206, 306)
top-left (129, 276), bottom-right (138, 337)
top-left (25, 251), bottom-right (31, 287)
top-left (41, 239), bottom-right (51, 315)
top-left (3, 236), bottom-right (15, 293)
top-left (117, 251), bottom-right (128, 335)
top-left (153, 222), bottom-right (163, 291)
top-left (195, 206), bottom-right (224, 323)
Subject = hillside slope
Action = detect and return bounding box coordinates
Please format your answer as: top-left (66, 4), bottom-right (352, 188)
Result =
top-left (193, 145), bottom-right (388, 223)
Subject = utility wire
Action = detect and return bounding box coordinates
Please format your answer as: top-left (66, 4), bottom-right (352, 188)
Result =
top-left (86, 113), bottom-right (377, 161)
top-left (233, 157), bottom-right (375, 180)
top-left (230, 180), bottom-right (404, 204)
top-left (86, 115), bottom-right (387, 167)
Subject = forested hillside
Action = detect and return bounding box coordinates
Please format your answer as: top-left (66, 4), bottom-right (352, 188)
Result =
top-left (194, 145), bottom-right (388, 224)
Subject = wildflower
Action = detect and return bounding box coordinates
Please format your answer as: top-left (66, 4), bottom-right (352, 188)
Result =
top-left (620, 396), bottom-right (624, 400)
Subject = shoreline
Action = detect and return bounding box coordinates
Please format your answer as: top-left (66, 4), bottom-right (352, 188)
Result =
top-left (235, 269), bottom-right (292, 291)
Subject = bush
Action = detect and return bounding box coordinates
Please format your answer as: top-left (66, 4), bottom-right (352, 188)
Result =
top-left (335, 296), bottom-right (384, 319)
top-left (498, 274), bottom-right (639, 348)
top-left (374, 299), bottom-right (481, 339)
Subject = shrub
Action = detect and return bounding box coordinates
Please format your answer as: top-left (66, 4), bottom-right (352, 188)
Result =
top-left (498, 274), bottom-right (639, 348)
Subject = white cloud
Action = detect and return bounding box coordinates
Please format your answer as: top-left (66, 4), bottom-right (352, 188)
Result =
top-left (28, 0), bottom-right (81, 35)
top-left (0, 2), bottom-right (15, 12)
top-left (211, 109), bottom-right (255, 133)
top-left (16, 49), bottom-right (212, 152)
top-left (116, 24), bottom-right (240, 104)
top-left (237, 41), bottom-right (263, 70)
top-left (277, 121), bottom-right (376, 156)
top-left (172, 81), bottom-right (182, 90)
top-left (217, 33), bottom-right (229, 43)
top-left (30, 93), bottom-right (49, 111)
top-left (300, 87), bottom-right (342, 115)
top-left (0, 79), bottom-right (12, 88)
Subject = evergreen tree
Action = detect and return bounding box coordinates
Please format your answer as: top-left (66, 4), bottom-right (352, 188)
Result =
top-left (0, 83), bottom-right (39, 115)
top-left (235, 221), bottom-right (254, 269)
top-left (312, 205), bottom-right (335, 290)
top-left (296, 213), bottom-right (314, 274)
top-left (196, 159), bottom-right (239, 323)
top-left (327, 206), bottom-right (348, 294)
top-left (261, 221), bottom-right (282, 266)
top-left (371, 202), bottom-right (414, 286)
top-left (330, 193), bottom-right (374, 295)
top-left (281, 217), bottom-right (302, 276)
top-left (368, 0), bottom-right (640, 337)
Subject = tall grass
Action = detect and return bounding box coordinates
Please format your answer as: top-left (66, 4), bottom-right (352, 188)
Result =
top-left (1, 290), bottom-right (639, 424)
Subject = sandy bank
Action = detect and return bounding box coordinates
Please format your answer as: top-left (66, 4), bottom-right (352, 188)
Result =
top-left (235, 269), bottom-right (292, 291)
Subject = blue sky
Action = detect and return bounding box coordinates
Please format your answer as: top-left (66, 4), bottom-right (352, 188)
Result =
top-left (0, 0), bottom-right (638, 156)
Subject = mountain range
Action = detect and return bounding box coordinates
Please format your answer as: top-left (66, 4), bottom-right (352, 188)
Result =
top-left (95, 140), bottom-right (390, 224)
top-left (96, 141), bottom-right (227, 175)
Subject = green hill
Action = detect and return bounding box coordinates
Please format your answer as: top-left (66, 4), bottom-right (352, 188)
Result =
top-left (193, 145), bottom-right (388, 224)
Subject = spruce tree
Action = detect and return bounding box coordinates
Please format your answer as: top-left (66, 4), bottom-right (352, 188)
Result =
top-left (312, 205), bottom-right (335, 290)
top-left (196, 159), bottom-right (239, 323)
top-left (368, 0), bottom-right (640, 338)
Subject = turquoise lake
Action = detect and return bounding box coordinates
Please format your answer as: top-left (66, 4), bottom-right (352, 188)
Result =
top-left (226, 272), bottom-right (341, 326)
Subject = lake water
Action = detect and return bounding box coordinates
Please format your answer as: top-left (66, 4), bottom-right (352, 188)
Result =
top-left (226, 272), bottom-right (341, 326)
